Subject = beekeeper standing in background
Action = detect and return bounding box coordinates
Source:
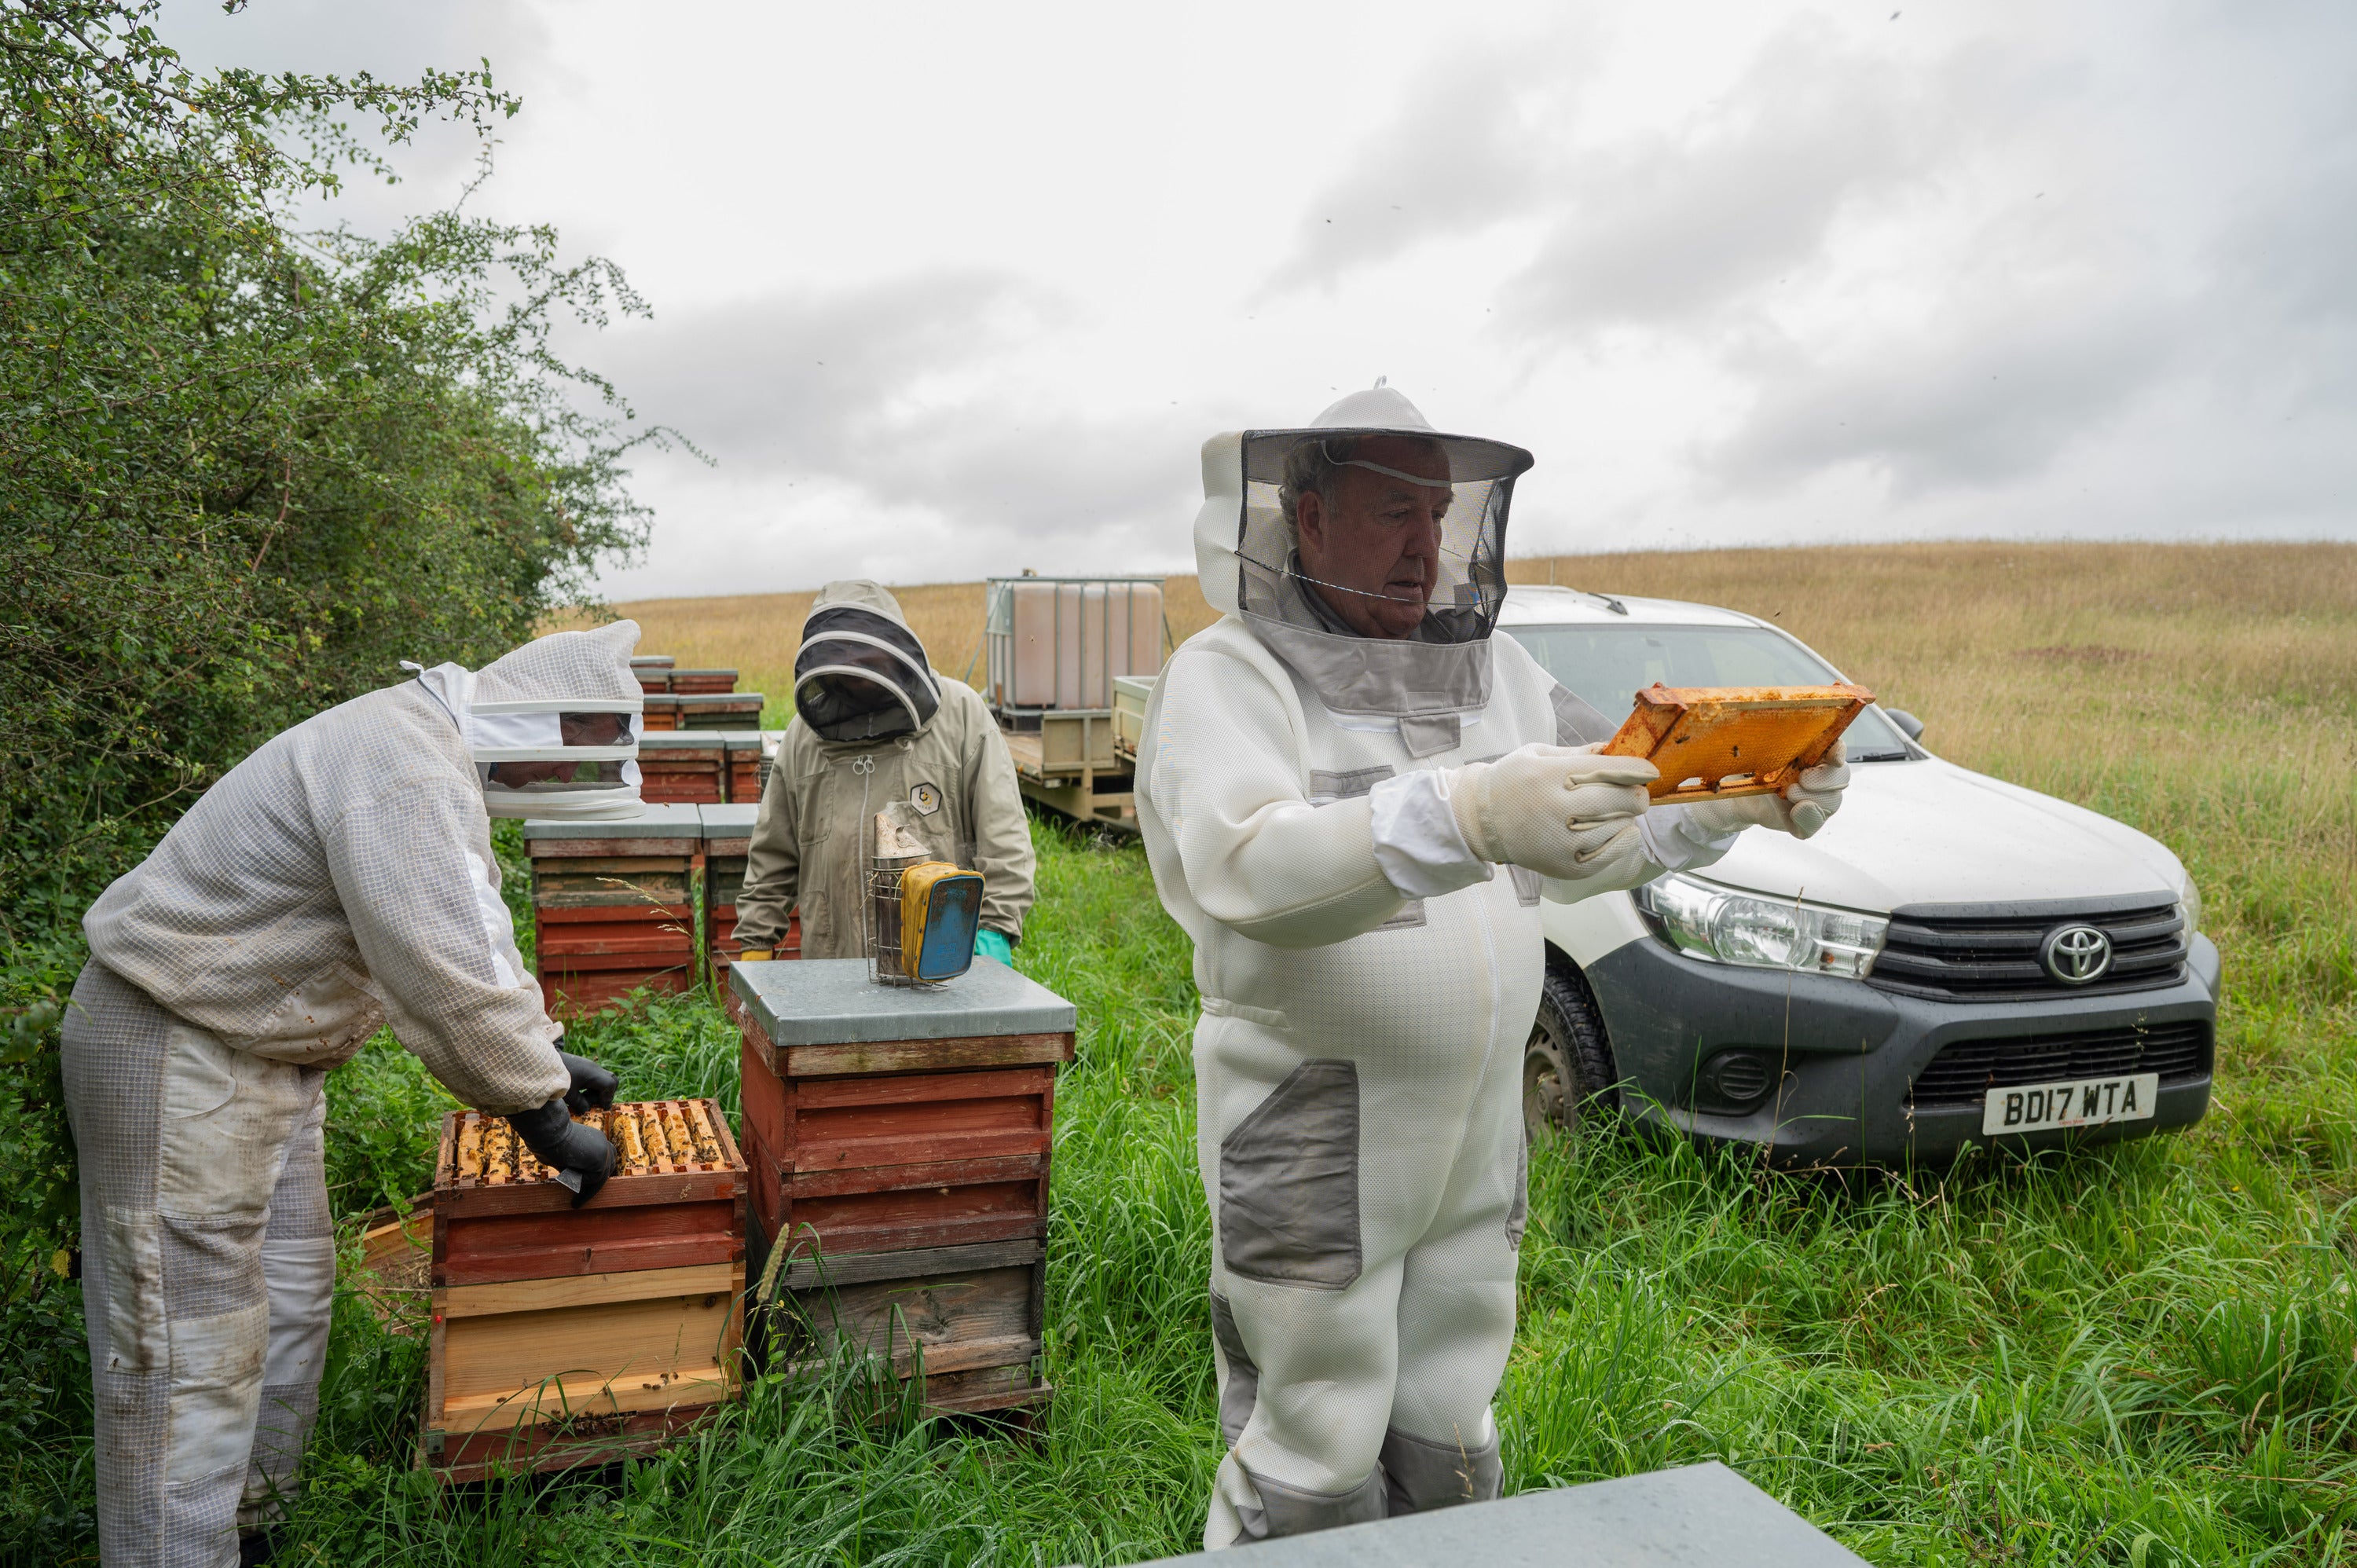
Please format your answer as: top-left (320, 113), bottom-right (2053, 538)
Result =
top-left (1135, 387), bottom-right (1849, 1548)
top-left (732, 580), bottom-right (1035, 966)
top-left (63, 621), bottom-right (646, 1568)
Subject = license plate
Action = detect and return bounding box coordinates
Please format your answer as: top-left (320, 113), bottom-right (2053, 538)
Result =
top-left (1981, 1072), bottom-right (2160, 1135)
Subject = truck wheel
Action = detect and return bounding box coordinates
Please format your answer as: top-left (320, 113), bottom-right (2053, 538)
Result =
top-left (1523, 958), bottom-right (1621, 1140)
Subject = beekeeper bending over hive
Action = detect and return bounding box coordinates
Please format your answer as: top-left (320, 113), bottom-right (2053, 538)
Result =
top-left (1135, 387), bottom-right (1849, 1548)
top-left (64, 622), bottom-right (645, 1568)
top-left (733, 580), bottom-right (1034, 965)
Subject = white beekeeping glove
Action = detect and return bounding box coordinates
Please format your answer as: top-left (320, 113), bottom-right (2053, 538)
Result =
top-left (1446, 744), bottom-right (1659, 884)
top-left (1681, 741), bottom-right (1852, 841)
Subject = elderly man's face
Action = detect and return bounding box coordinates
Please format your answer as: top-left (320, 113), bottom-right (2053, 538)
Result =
top-left (1294, 434), bottom-right (1453, 640)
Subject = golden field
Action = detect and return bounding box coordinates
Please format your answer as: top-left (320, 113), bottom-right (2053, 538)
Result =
top-left (592, 541), bottom-right (2355, 844)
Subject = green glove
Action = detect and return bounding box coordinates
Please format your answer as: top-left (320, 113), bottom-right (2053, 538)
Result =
top-left (974, 928), bottom-right (1014, 965)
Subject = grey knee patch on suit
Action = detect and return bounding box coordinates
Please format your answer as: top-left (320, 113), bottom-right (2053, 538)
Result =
top-left (1207, 1291), bottom-right (1260, 1445)
top-left (1232, 1463), bottom-right (1388, 1544)
top-left (1506, 1130), bottom-right (1530, 1250)
top-left (1219, 1060), bottom-right (1362, 1290)
top-left (1381, 1423), bottom-right (1504, 1514)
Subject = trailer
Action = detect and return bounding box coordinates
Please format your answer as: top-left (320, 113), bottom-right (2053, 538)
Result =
top-left (974, 575), bottom-right (1168, 834)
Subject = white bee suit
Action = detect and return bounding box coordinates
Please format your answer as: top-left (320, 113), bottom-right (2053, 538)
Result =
top-left (1135, 392), bottom-right (1740, 1548)
top-left (66, 621), bottom-right (642, 1568)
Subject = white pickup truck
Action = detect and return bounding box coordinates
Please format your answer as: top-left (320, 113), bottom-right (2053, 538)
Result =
top-left (1505, 585), bottom-right (2217, 1167)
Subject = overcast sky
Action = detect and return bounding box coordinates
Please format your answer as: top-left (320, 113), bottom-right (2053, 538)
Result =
top-left (158, 0), bottom-right (2357, 600)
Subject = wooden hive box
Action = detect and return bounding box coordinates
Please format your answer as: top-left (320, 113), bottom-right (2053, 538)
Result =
top-left (728, 957), bottom-right (1076, 1416)
top-left (525, 807), bottom-right (702, 1019)
top-left (698, 804), bottom-right (798, 984)
top-left (670, 667), bottom-right (739, 694)
top-left (421, 1099), bottom-right (748, 1481)
top-left (640, 692), bottom-right (684, 731)
top-left (630, 654), bottom-right (674, 694)
top-left (715, 730), bottom-right (768, 804)
top-left (675, 691), bottom-right (766, 731)
top-left (638, 731), bottom-right (727, 805)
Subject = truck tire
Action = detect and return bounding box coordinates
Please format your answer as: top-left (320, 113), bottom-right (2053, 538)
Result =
top-left (1523, 956), bottom-right (1622, 1140)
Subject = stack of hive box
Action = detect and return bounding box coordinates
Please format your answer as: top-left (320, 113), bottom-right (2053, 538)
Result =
top-left (525, 805), bottom-right (702, 1018)
top-left (630, 655), bottom-right (674, 694)
top-left (420, 1099), bottom-right (747, 1481)
top-left (698, 804), bottom-right (797, 986)
top-left (719, 731), bottom-right (768, 803)
top-left (637, 731), bottom-right (728, 804)
top-left (640, 691), bottom-right (684, 731)
top-left (669, 666), bottom-right (739, 694)
top-left (676, 691), bottom-right (764, 731)
top-left (728, 958), bottom-right (1075, 1417)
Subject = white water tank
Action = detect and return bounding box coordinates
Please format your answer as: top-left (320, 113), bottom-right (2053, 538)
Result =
top-left (991, 578), bottom-right (1164, 710)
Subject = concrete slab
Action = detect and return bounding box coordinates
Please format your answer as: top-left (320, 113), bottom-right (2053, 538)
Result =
top-left (520, 804), bottom-right (705, 840)
top-left (731, 956), bottom-right (1075, 1046)
top-left (1135, 1464), bottom-right (1865, 1567)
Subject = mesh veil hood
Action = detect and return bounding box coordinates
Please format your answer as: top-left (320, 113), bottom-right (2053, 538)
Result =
top-left (794, 580), bottom-right (942, 743)
top-left (1189, 387), bottom-right (1533, 753)
top-left (474, 620), bottom-right (644, 709)
top-left (412, 620), bottom-right (647, 820)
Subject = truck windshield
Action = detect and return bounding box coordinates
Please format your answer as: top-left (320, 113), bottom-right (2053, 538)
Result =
top-left (1501, 623), bottom-right (1914, 761)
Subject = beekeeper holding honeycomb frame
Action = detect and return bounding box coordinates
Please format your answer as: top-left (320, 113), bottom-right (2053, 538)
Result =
top-left (733, 580), bottom-right (1035, 968)
top-left (1135, 387), bottom-right (1849, 1548)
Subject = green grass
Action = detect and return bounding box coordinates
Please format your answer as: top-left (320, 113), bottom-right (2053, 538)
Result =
top-left (222, 787), bottom-right (2350, 1567)
top-left (20, 803), bottom-right (2357, 1564)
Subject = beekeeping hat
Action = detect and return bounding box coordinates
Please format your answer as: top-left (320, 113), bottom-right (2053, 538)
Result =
top-left (408, 620), bottom-right (647, 820)
top-left (1192, 385), bottom-right (1534, 754)
top-left (794, 581), bottom-right (942, 744)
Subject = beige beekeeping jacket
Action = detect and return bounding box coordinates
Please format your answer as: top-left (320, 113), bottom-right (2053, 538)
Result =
top-left (80, 623), bottom-right (643, 1113)
top-left (735, 599), bottom-right (1032, 961)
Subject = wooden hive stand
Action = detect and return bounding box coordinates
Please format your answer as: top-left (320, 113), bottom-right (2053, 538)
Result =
top-left (728, 958), bottom-right (1076, 1417)
top-left (675, 692), bottom-right (766, 732)
top-left (525, 806), bottom-right (703, 1020)
top-left (420, 1099), bottom-right (748, 1482)
top-left (637, 731), bottom-right (728, 805)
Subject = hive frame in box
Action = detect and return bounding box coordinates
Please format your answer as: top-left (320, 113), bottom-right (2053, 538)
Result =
top-left (420, 1100), bottom-right (748, 1482)
top-left (973, 576), bottom-right (1170, 835)
top-left (727, 958), bottom-right (1077, 1418)
top-left (525, 807), bottom-right (702, 1020)
top-left (1603, 683), bottom-right (1874, 804)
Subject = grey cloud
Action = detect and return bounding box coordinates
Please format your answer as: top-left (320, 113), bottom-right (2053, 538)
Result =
top-left (1710, 298), bottom-right (2177, 493)
top-left (1505, 26), bottom-right (1937, 336)
top-left (596, 271), bottom-right (1045, 473)
top-left (1258, 39), bottom-right (1578, 298)
top-left (593, 273), bottom-right (1199, 555)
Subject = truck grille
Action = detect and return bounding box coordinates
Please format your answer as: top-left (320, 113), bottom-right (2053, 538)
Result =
top-left (1869, 897), bottom-right (2188, 1001)
top-left (1907, 1020), bottom-right (2212, 1110)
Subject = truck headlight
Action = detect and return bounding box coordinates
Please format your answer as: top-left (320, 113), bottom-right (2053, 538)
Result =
top-left (2177, 878), bottom-right (2201, 938)
top-left (1637, 874), bottom-right (1890, 980)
